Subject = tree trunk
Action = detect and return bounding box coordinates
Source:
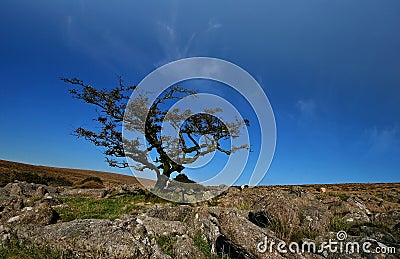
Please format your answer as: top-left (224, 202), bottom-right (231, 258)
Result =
top-left (154, 174), bottom-right (169, 190)
top-left (154, 163), bottom-right (174, 191)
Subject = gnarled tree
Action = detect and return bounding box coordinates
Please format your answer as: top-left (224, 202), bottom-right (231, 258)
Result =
top-left (62, 77), bottom-right (249, 190)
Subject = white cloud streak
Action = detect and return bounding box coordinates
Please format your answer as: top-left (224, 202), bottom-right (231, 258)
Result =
top-left (296, 99), bottom-right (316, 118)
top-left (365, 126), bottom-right (399, 154)
top-left (154, 18), bottom-right (222, 67)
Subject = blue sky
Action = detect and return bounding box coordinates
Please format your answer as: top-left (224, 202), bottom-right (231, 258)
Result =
top-left (1, 0), bottom-right (399, 185)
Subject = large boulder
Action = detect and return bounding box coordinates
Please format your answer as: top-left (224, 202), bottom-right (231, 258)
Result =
top-left (19, 202), bottom-right (60, 226)
top-left (173, 235), bottom-right (205, 259)
top-left (13, 217), bottom-right (159, 258)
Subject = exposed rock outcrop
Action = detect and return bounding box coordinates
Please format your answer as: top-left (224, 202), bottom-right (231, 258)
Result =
top-left (0, 182), bottom-right (399, 258)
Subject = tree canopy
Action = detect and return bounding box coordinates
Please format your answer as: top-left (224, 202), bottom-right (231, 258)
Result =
top-left (62, 77), bottom-right (248, 190)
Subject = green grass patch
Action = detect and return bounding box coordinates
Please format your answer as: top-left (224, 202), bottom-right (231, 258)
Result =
top-left (156, 235), bottom-right (177, 257)
top-left (0, 238), bottom-right (68, 259)
top-left (55, 190), bottom-right (173, 221)
top-left (55, 194), bottom-right (149, 221)
top-left (375, 192), bottom-right (398, 203)
top-left (23, 196), bottom-right (43, 207)
top-left (235, 201), bottom-right (252, 211)
top-left (330, 215), bottom-right (353, 232)
top-left (143, 191), bottom-right (172, 204)
top-left (193, 232), bottom-right (228, 259)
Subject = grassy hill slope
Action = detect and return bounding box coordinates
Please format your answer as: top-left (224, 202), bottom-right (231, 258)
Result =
top-left (0, 159), bottom-right (153, 187)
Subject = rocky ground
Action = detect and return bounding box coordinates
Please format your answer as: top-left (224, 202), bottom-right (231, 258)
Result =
top-left (0, 181), bottom-right (399, 258)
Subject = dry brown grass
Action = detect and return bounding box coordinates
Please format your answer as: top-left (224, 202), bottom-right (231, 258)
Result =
top-left (0, 159), bottom-right (154, 187)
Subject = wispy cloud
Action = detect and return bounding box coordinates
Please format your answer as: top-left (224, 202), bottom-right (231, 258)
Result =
top-left (66, 15), bottom-right (72, 35)
top-left (154, 21), bottom-right (190, 66)
top-left (364, 126), bottom-right (399, 154)
top-left (154, 18), bottom-right (222, 67)
top-left (157, 22), bottom-right (176, 40)
top-left (296, 99), bottom-right (316, 118)
top-left (207, 20), bottom-right (222, 32)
